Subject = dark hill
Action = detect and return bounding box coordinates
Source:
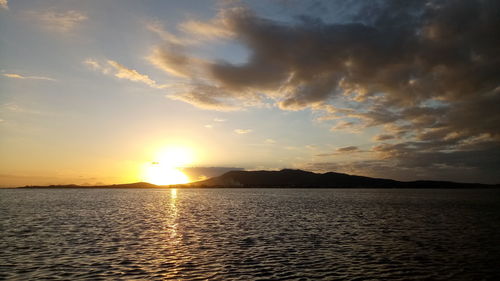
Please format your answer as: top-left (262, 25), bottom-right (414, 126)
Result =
top-left (190, 169), bottom-right (494, 188)
top-left (16, 170), bottom-right (497, 189)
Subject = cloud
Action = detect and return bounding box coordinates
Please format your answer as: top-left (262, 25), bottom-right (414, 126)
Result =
top-left (3, 73), bottom-right (56, 81)
top-left (168, 83), bottom-right (242, 111)
top-left (147, 44), bottom-right (268, 110)
top-left (307, 141), bottom-right (500, 184)
top-left (27, 10), bottom-right (87, 32)
top-left (84, 58), bottom-right (166, 89)
top-left (373, 134), bottom-right (395, 141)
top-left (330, 121), bottom-right (359, 132)
top-left (148, 45), bottom-right (195, 78)
top-left (2, 103), bottom-right (47, 115)
top-left (153, 1), bottom-right (499, 118)
top-left (143, 1), bottom-right (500, 182)
top-left (316, 146), bottom-right (362, 157)
top-left (265, 138), bottom-right (276, 144)
top-left (146, 21), bottom-right (196, 46)
top-left (0, 0), bottom-right (8, 10)
top-left (107, 60), bottom-right (159, 87)
top-left (202, 118), bottom-right (226, 129)
top-left (234, 129), bottom-right (252, 134)
top-left (337, 146), bottom-right (360, 153)
top-left (83, 58), bottom-right (103, 72)
top-left (179, 17), bottom-right (233, 39)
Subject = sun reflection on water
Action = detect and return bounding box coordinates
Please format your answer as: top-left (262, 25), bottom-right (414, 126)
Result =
top-left (168, 188), bottom-right (178, 239)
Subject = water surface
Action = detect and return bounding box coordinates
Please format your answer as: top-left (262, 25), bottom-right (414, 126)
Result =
top-left (1, 188), bottom-right (499, 280)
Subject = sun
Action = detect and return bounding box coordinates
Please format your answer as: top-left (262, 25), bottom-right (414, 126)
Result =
top-left (143, 146), bottom-right (193, 185)
top-left (145, 165), bottom-right (189, 185)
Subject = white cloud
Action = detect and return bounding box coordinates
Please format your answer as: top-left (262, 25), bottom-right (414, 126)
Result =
top-left (3, 73), bottom-right (56, 81)
top-left (28, 10), bottom-right (87, 32)
top-left (83, 58), bottom-right (104, 72)
top-left (0, 0), bottom-right (8, 10)
top-left (146, 21), bottom-right (196, 46)
top-left (107, 60), bottom-right (157, 86)
top-left (84, 58), bottom-right (166, 89)
top-left (265, 138), bottom-right (276, 144)
top-left (234, 129), bottom-right (252, 134)
top-left (2, 103), bottom-right (46, 115)
top-left (179, 18), bottom-right (233, 40)
top-left (214, 118), bottom-right (226, 122)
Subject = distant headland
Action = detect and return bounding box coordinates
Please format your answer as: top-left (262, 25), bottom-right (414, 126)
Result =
top-left (17, 169), bottom-right (498, 189)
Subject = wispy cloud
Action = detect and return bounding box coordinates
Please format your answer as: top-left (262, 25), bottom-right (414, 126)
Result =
top-left (373, 134), bottom-right (395, 142)
top-left (147, 46), bottom-right (194, 78)
top-left (329, 121), bottom-right (360, 133)
top-left (107, 60), bottom-right (160, 88)
top-left (146, 21), bottom-right (196, 46)
top-left (0, 0), bottom-right (8, 10)
top-left (3, 73), bottom-right (56, 81)
top-left (83, 58), bottom-right (103, 72)
top-left (337, 146), bottom-right (360, 153)
top-left (167, 83), bottom-right (243, 111)
top-left (234, 129), bottom-right (252, 134)
top-left (84, 58), bottom-right (166, 89)
top-left (179, 17), bottom-right (233, 40)
top-left (2, 103), bottom-right (46, 115)
top-left (316, 146), bottom-right (366, 157)
top-left (27, 9), bottom-right (87, 33)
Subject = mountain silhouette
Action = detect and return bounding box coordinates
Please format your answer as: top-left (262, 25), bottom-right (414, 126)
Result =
top-left (17, 170), bottom-right (497, 188)
top-left (190, 169), bottom-right (495, 188)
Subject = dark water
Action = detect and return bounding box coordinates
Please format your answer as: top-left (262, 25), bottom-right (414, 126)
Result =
top-left (1, 188), bottom-right (499, 280)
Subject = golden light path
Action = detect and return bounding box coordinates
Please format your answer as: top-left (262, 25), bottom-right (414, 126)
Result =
top-left (143, 146), bottom-right (193, 185)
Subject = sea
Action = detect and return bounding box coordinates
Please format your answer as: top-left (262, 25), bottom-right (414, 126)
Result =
top-left (1, 188), bottom-right (499, 280)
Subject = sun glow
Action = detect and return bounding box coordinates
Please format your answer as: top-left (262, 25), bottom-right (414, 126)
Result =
top-left (143, 146), bottom-right (193, 185)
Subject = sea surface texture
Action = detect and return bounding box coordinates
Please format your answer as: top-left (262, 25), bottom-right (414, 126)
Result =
top-left (1, 188), bottom-right (499, 280)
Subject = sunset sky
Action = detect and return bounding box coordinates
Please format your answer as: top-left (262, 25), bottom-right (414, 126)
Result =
top-left (1, 0), bottom-right (499, 186)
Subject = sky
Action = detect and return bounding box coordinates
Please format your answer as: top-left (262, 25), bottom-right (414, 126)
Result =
top-left (1, 0), bottom-right (499, 186)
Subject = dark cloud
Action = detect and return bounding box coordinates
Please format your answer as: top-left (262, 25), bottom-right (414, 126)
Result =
top-left (373, 134), bottom-right (395, 141)
top-left (151, 0), bottom-right (500, 183)
top-left (307, 141), bottom-right (500, 184)
top-left (316, 146), bottom-right (363, 157)
top-left (337, 146), bottom-right (359, 152)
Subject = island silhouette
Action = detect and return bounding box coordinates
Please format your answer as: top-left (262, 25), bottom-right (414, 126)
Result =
top-left (18, 169), bottom-right (497, 189)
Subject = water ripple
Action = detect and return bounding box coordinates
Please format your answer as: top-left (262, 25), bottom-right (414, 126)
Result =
top-left (1, 188), bottom-right (499, 280)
